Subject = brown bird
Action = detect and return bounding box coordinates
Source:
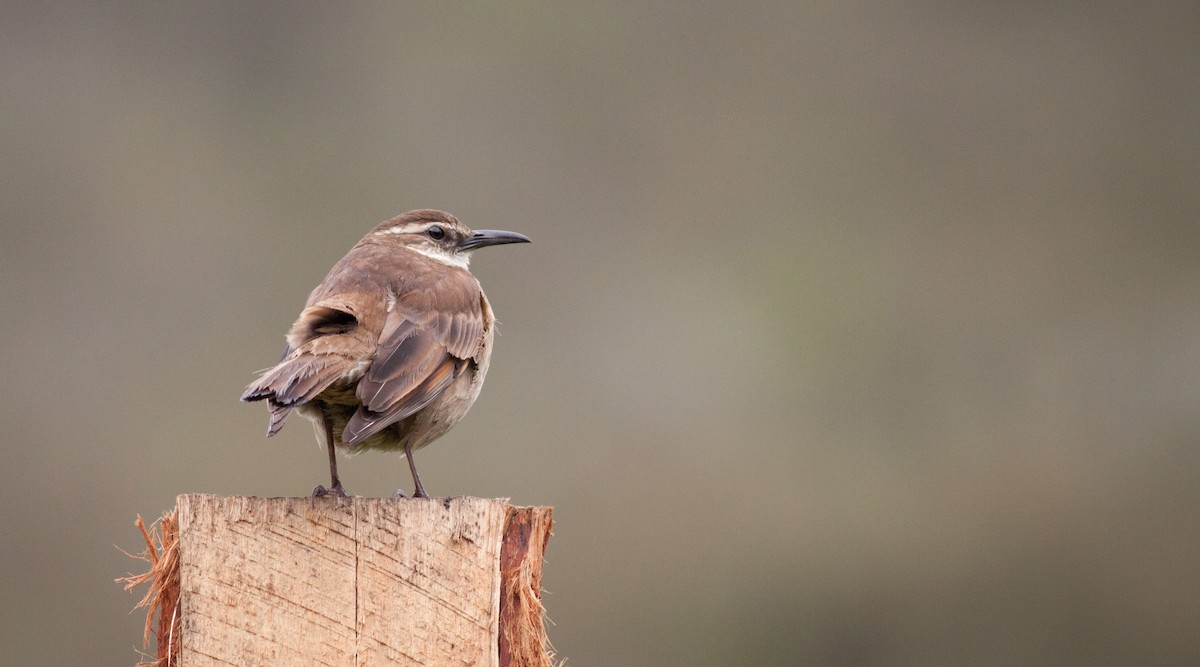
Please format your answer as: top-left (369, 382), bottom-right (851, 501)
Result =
top-left (241, 209), bottom-right (530, 499)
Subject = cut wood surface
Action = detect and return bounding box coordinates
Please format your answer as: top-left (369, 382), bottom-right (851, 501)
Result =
top-left (167, 494), bottom-right (552, 667)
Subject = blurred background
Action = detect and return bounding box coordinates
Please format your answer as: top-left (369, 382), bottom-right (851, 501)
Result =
top-left (2, 2), bottom-right (1198, 665)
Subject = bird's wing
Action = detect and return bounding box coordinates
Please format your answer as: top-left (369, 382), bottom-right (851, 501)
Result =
top-left (241, 299), bottom-right (369, 436)
top-left (343, 276), bottom-right (485, 446)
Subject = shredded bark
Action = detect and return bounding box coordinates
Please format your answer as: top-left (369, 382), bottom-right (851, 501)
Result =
top-left (117, 511), bottom-right (180, 667)
top-left (499, 507), bottom-right (557, 667)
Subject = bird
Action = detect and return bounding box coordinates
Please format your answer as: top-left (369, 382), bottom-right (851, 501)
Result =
top-left (241, 209), bottom-right (530, 500)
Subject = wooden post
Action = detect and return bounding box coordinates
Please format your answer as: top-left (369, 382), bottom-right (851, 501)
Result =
top-left (137, 494), bottom-right (553, 666)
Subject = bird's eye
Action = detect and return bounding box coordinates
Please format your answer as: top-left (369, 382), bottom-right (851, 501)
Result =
top-left (427, 225), bottom-right (445, 240)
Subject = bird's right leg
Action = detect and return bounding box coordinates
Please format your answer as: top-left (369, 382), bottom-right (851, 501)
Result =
top-left (406, 442), bottom-right (429, 499)
top-left (312, 412), bottom-right (348, 505)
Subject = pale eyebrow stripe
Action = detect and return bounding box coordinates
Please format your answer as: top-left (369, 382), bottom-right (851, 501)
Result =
top-left (376, 223), bottom-right (428, 236)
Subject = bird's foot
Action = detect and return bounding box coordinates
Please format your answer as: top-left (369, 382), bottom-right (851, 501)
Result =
top-left (392, 488), bottom-right (407, 498)
top-left (311, 483), bottom-right (349, 508)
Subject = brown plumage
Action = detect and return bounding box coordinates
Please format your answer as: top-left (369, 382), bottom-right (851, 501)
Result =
top-left (241, 209), bottom-right (530, 498)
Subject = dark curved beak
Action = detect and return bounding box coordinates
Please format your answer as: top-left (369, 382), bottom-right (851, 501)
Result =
top-left (458, 229), bottom-right (532, 251)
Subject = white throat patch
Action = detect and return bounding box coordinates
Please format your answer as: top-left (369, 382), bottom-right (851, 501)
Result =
top-left (409, 245), bottom-right (471, 269)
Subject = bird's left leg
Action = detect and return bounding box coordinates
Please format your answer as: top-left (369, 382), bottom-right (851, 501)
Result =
top-left (311, 413), bottom-right (348, 505)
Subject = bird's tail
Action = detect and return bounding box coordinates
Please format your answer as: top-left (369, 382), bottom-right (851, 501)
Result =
top-left (241, 354), bottom-right (356, 437)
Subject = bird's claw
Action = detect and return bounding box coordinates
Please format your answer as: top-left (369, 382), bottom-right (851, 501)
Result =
top-left (311, 483), bottom-right (348, 508)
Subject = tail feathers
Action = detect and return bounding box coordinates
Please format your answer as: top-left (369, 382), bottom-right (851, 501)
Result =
top-left (243, 356), bottom-right (349, 403)
top-left (242, 354), bottom-right (356, 436)
top-left (267, 401), bottom-right (292, 437)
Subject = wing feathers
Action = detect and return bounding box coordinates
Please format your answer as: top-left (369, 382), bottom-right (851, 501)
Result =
top-left (342, 283), bottom-right (482, 446)
top-left (243, 299), bottom-right (368, 436)
top-left (344, 356), bottom-right (465, 446)
top-left (286, 301), bottom-right (359, 350)
top-left (359, 320), bottom-right (444, 410)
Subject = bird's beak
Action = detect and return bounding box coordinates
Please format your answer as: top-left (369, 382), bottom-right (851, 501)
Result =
top-left (458, 229), bottom-right (532, 251)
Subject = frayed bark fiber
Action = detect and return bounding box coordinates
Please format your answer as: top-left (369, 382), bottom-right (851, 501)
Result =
top-left (500, 507), bottom-right (556, 667)
top-left (117, 512), bottom-right (181, 667)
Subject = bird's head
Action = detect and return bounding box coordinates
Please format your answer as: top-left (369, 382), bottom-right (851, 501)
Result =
top-left (370, 209), bottom-right (531, 269)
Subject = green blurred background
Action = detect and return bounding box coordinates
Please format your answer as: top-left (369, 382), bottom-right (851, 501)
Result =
top-left (3, 2), bottom-right (1198, 665)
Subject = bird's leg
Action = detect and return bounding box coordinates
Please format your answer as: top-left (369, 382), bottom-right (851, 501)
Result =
top-left (406, 442), bottom-right (429, 499)
top-left (312, 413), bottom-right (348, 505)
